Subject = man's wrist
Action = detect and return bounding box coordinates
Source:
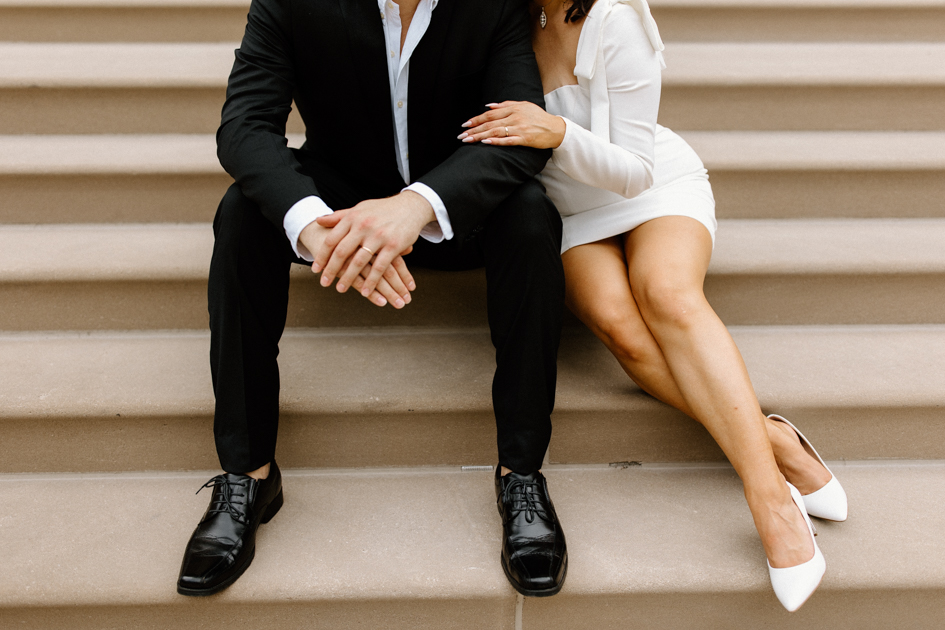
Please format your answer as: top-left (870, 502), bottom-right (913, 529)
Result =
top-left (399, 189), bottom-right (436, 229)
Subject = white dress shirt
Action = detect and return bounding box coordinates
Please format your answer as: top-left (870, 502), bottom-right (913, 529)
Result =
top-left (283, 0), bottom-right (453, 261)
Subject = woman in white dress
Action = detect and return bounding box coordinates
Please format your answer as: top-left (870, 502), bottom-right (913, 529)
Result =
top-left (459, 0), bottom-right (847, 611)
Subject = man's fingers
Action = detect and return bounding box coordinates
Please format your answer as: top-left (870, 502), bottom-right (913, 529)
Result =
top-left (349, 274), bottom-right (388, 308)
top-left (312, 216), bottom-right (351, 273)
top-left (390, 255), bottom-right (416, 293)
top-left (320, 231), bottom-right (363, 288)
top-left (315, 213), bottom-right (343, 228)
top-left (381, 263), bottom-right (410, 303)
top-left (359, 249), bottom-right (398, 297)
top-left (365, 272), bottom-right (406, 309)
top-left (334, 244), bottom-right (377, 293)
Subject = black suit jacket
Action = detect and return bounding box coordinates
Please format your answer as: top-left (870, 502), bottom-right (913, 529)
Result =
top-left (217, 0), bottom-right (552, 242)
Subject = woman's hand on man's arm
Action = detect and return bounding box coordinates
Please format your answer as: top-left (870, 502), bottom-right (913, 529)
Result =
top-left (458, 101), bottom-right (566, 149)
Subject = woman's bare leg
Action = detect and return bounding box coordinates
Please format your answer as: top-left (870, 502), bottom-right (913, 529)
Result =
top-left (563, 218), bottom-right (814, 567)
top-left (562, 230), bottom-right (831, 496)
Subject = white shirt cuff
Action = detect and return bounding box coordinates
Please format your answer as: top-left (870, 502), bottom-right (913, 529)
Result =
top-left (406, 182), bottom-right (453, 242)
top-left (283, 195), bottom-right (333, 261)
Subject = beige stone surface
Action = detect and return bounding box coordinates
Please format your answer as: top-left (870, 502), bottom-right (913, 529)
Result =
top-left (660, 85), bottom-right (945, 131)
top-left (1, 326), bottom-right (944, 471)
top-left (3, 219), bottom-right (944, 329)
top-left (652, 6), bottom-right (945, 44)
top-left (0, 463), bottom-right (941, 625)
top-left (682, 131), bottom-right (945, 170)
top-left (6, 218), bottom-right (944, 282)
top-left (664, 43), bottom-right (945, 85)
top-left (3, 42), bottom-right (943, 88)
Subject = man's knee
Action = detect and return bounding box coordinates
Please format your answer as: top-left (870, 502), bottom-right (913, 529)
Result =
top-left (489, 179), bottom-right (562, 250)
top-left (213, 184), bottom-right (256, 239)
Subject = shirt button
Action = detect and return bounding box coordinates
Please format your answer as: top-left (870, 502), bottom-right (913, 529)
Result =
top-left (387, 1), bottom-right (393, 7)
top-left (397, 101), bottom-right (404, 108)
top-left (390, 50), bottom-right (396, 58)
top-left (380, 11), bottom-right (385, 19)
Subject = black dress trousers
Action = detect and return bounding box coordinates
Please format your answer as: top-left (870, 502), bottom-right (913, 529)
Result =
top-left (208, 154), bottom-right (564, 475)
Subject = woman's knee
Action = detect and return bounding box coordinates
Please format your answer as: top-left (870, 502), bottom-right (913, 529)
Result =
top-left (634, 276), bottom-right (708, 331)
top-left (582, 300), bottom-right (659, 367)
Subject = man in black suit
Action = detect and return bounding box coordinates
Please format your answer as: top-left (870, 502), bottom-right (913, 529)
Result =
top-left (177, 0), bottom-right (568, 598)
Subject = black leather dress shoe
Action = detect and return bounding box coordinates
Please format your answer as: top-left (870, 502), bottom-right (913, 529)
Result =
top-left (495, 467), bottom-right (568, 597)
top-left (177, 461), bottom-right (283, 596)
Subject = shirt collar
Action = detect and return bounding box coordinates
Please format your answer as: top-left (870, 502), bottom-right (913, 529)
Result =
top-left (378, 0), bottom-right (440, 13)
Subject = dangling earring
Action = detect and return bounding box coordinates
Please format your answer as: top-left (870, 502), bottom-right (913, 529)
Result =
top-left (540, 6), bottom-right (547, 29)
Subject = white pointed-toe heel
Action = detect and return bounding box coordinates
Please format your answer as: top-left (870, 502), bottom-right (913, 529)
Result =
top-left (767, 414), bottom-right (848, 521)
top-left (768, 483), bottom-right (826, 612)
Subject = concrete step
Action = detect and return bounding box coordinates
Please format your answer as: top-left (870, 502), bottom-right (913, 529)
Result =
top-left (0, 0), bottom-right (249, 43)
top-left (0, 462), bottom-right (943, 628)
top-left (1, 43), bottom-right (943, 133)
top-left (1, 132), bottom-right (943, 224)
top-left (2, 219), bottom-right (944, 331)
top-left (1, 325), bottom-right (943, 472)
top-left (650, 0), bottom-right (945, 42)
top-left (3, 0), bottom-right (944, 43)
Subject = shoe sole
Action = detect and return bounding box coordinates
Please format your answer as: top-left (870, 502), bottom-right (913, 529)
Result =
top-left (501, 553), bottom-right (568, 598)
top-left (176, 489), bottom-right (284, 597)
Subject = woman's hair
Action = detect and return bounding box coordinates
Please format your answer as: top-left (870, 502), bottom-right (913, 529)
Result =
top-left (564, 0), bottom-right (595, 23)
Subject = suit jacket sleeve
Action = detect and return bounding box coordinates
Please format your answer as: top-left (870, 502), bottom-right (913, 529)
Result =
top-left (416, 0), bottom-right (553, 242)
top-left (216, 0), bottom-right (317, 229)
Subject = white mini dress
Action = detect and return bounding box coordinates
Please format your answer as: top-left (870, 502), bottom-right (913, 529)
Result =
top-left (537, 0), bottom-right (717, 253)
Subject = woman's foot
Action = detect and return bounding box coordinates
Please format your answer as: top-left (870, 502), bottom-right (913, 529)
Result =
top-left (766, 416), bottom-right (832, 495)
top-left (767, 414), bottom-right (848, 521)
top-left (766, 483), bottom-right (826, 611)
top-left (752, 481), bottom-right (816, 569)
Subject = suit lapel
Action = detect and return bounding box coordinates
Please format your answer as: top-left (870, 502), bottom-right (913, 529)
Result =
top-left (338, 0), bottom-right (396, 163)
top-left (409, 0), bottom-right (456, 128)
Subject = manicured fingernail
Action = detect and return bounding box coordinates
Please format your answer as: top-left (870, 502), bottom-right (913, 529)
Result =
top-left (462, 137), bottom-right (475, 143)
top-left (482, 139), bottom-right (492, 144)
top-left (320, 275), bottom-right (331, 287)
top-left (394, 298), bottom-right (405, 309)
top-left (409, 281), bottom-right (416, 291)
top-left (486, 103), bottom-right (498, 107)
top-left (457, 132), bottom-right (468, 139)
top-left (461, 121), bottom-right (472, 128)
top-left (312, 263), bottom-right (322, 273)
top-left (375, 296), bottom-right (387, 306)
top-left (362, 288), bottom-right (371, 297)
top-left (403, 293), bottom-right (411, 304)
top-left (336, 283), bottom-right (346, 292)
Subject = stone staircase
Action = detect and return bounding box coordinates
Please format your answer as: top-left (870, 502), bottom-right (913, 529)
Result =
top-left (1, 1), bottom-right (944, 628)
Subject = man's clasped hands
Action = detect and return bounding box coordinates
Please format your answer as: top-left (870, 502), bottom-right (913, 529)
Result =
top-left (298, 190), bottom-right (434, 310)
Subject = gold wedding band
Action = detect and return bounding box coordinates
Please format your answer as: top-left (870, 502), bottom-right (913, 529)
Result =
top-left (360, 246), bottom-right (375, 256)
top-left (505, 127), bottom-right (510, 137)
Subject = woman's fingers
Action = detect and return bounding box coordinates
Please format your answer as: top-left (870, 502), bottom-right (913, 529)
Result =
top-left (481, 135), bottom-right (525, 146)
top-left (460, 120), bottom-right (518, 143)
top-left (462, 105), bottom-right (515, 130)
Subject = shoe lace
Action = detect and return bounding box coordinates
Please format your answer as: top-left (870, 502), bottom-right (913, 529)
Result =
top-left (197, 475), bottom-right (250, 525)
top-left (502, 479), bottom-right (551, 524)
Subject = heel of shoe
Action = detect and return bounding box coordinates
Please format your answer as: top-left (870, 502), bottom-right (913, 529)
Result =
top-left (261, 489), bottom-right (283, 524)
